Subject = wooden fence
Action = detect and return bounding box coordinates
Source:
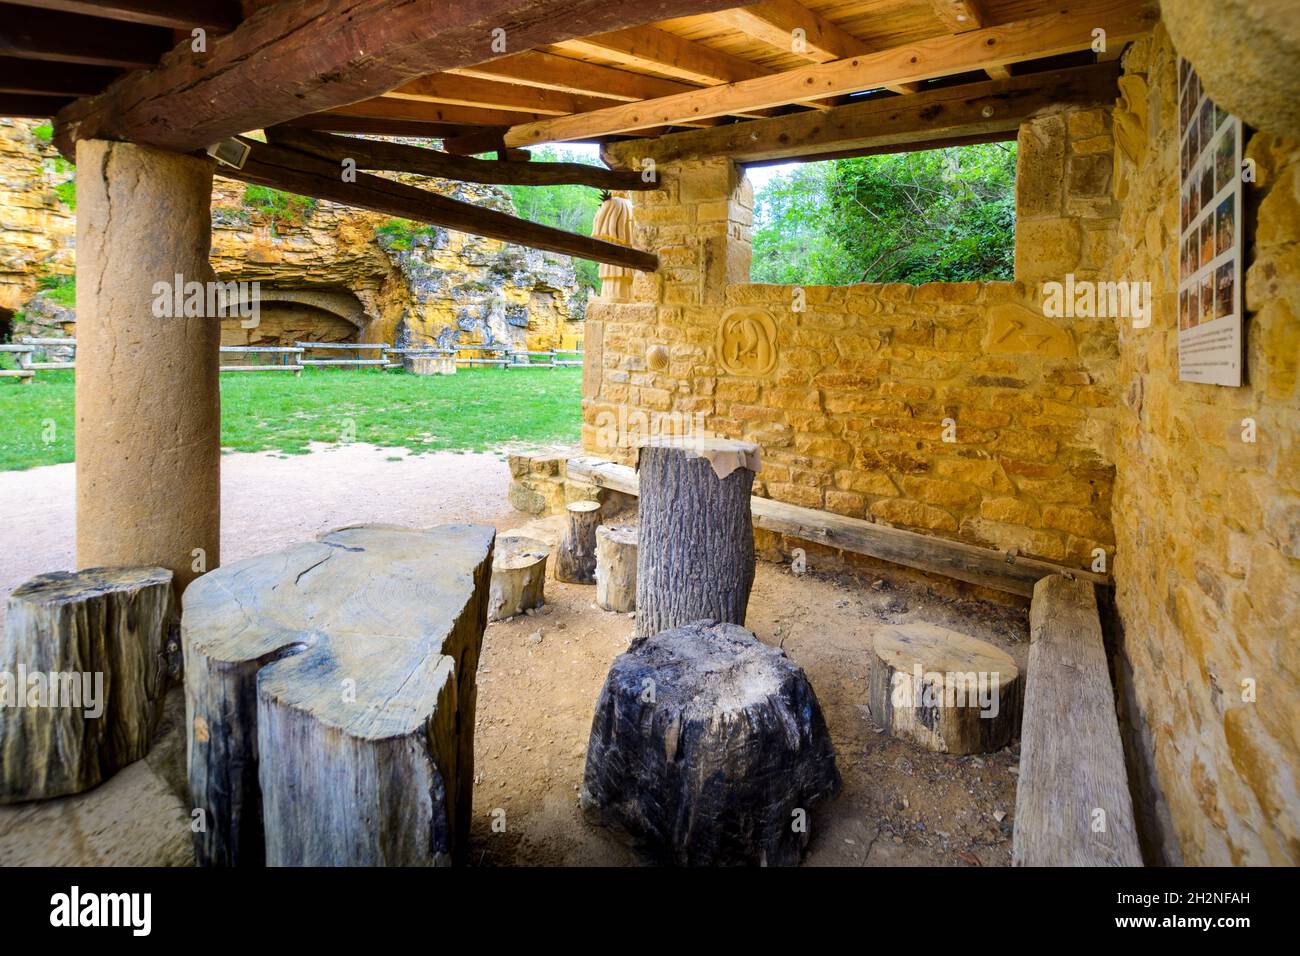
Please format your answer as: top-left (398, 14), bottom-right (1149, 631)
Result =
top-left (2, 337), bottom-right (582, 381)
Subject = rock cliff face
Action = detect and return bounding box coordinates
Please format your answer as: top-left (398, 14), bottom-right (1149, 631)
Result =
top-left (0, 119), bottom-right (585, 351)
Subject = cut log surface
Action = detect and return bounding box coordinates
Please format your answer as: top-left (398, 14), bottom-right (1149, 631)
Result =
top-left (1014, 576), bottom-right (1141, 866)
top-left (595, 524), bottom-right (638, 613)
top-left (635, 437), bottom-right (757, 636)
top-left (489, 535), bottom-right (549, 621)
top-left (0, 567), bottom-right (174, 804)
top-left (581, 620), bottom-right (841, 866)
top-left (182, 523), bottom-right (494, 867)
top-left (868, 623), bottom-right (1021, 755)
top-left (555, 500), bottom-right (600, 584)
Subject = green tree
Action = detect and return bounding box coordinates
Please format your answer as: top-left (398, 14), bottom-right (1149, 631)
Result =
top-left (506, 147), bottom-right (605, 294)
top-left (751, 142), bottom-right (1017, 285)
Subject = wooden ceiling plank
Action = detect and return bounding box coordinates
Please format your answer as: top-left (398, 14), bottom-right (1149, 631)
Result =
top-left (599, 62), bottom-right (1120, 166)
top-left (497, 1), bottom-right (1156, 147)
top-left (386, 74), bottom-right (624, 116)
top-left (0, 0), bottom-right (239, 31)
top-left (929, 0), bottom-right (988, 33)
top-left (555, 25), bottom-right (770, 84)
top-left (0, 57), bottom-right (119, 97)
top-left (328, 97), bottom-right (554, 128)
top-left (0, 4), bottom-right (171, 68)
top-left (0, 92), bottom-right (74, 116)
top-left (223, 137), bottom-right (658, 271)
top-left (53, 0), bottom-right (749, 155)
top-left (448, 50), bottom-right (700, 102)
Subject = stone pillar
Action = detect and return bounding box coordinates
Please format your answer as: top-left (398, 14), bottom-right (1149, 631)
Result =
top-left (75, 140), bottom-right (220, 598)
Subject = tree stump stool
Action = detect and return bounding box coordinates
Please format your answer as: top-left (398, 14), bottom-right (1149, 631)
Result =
top-left (581, 620), bottom-right (841, 866)
top-left (868, 623), bottom-right (1022, 754)
top-left (183, 523), bottom-right (494, 867)
top-left (0, 567), bottom-right (174, 803)
top-left (595, 524), bottom-right (637, 613)
top-left (489, 535), bottom-right (549, 621)
top-left (555, 500), bottom-right (600, 584)
top-left (635, 437), bottom-right (759, 637)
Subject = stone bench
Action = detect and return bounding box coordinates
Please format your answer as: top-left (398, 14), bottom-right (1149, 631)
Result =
top-left (182, 523), bottom-right (494, 866)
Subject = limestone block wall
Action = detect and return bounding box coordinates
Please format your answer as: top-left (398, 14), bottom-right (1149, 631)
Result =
top-left (1105, 25), bottom-right (1300, 865)
top-left (583, 111), bottom-right (1123, 574)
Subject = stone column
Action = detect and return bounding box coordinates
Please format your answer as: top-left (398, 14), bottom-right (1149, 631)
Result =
top-left (75, 140), bottom-right (220, 598)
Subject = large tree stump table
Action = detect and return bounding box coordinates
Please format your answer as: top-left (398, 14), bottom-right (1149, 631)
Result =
top-left (0, 567), bottom-right (174, 803)
top-left (182, 523), bottom-right (494, 867)
top-left (868, 623), bottom-right (1022, 754)
top-left (635, 437), bottom-right (759, 637)
top-left (581, 620), bottom-right (841, 866)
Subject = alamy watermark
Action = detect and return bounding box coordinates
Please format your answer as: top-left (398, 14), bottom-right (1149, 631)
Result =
top-left (0, 666), bottom-right (103, 718)
top-left (151, 274), bottom-right (261, 329)
top-left (1042, 273), bottom-right (1151, 328)
top-left (592, 405), bottom-right (709, 453)
top-left (890, 664), bottom-right (1002, 718)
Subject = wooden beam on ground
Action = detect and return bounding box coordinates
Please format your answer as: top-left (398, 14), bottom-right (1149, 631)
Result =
top-left (387, 74), bottom-right (624, 116)
top-left (601, 63), bottom-right (1119, 166)
top-left (0, 3), bottom-right (171, 68)
top-left (53, 0), bottom-right (749, 155)
top-left (0, 58), bottom-right (119, 97)
top-left (0, 93), bottom-right (74, 117)
top-left (1, 0), bottom-right (239, 30)
top-left (450, 50), bottom-right (701, 102)
top-left (223, 138), bottom-right (658, 272)
top-left (564, 456), bottom-right (1109, 597)
top-left (716, 0), bottom-right (922, 94)
top-left (497, 0), bottom-right (1156, 147)
top-left (266, 128), bottom-right (656, 190)
top-left (1014, 576), bottom-right (1142, 866)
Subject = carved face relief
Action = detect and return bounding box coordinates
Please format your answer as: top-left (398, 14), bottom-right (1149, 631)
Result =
top-left (718, 307), bottom-right (778, 376)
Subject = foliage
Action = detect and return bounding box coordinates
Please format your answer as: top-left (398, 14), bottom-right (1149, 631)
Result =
top-left (54, 180), bottom-right (76, 210)
top-left (751, 142), bottom-right (1017, 285)
top-left (0, 367), bottom-right (582, 470)
top-left (506, 147), bottom-right (605, 293)
top-left (375, 218), bottom-right (442, 251)
top-left (241, 183), bottom-right (317, 229)
top-left (36, 273), bottom-right (76, 307)
top-left (31, 123), bottom-right (53, 143)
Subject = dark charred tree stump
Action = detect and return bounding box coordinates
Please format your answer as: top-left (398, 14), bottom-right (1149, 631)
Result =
top-left (555, 500), bottom-right (600, 584)
top-left (635, 437), bottom-right (758, 637)
top-left (183, 524), bottom-right (494, 867)
top-left (0, 567), bottom-right (174, 803)
top-left (581, 620), bottom-right (841, 866)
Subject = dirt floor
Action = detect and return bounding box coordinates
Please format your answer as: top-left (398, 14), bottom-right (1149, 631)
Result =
top-left (0, 444), bottom-right (1027, 866)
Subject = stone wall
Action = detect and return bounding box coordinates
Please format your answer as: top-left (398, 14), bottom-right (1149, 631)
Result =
top-left (583, 109), bottom-right (1123, 576)
top-left (1104, 24), bottom-right (1300, 866)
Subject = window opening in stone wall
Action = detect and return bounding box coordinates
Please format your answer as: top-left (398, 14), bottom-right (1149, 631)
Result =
top-left (747, 142), bottom-right (1018, 286)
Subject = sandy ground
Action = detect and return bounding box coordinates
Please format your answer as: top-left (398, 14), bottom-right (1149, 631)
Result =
top-left (0, 444), bottom-right (1027, 867)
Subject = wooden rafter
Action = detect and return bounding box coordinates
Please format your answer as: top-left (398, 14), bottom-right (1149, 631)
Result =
top-left (449, 50), bottom-right (700, 101)
top-left (386, 74), bottom-right (625, 116)
top-left (328, 97), bottom-right (555, 128)
top-left (555, 26), bottom-right (770, 84)
top-left (52, 0), bottom-right (748, 155)
top-left (221, 138), bottom-right (657, 272)
top-left (601, 63), bottom-right (1120, 166)
top-left (0, 4), bottom-right (171, 68)
top-left (482, 0), bottom-right (1156, 149)
top-left (0, 57), bottom-right (119, 97)
top-left (929, 0), bottom-right (988, 33)
top-left (0, 0), bottom-right (239, 31)
top-left (0, 93), bottom-right (73, 117)
top-left (266, 128), bottom-right (657, 191)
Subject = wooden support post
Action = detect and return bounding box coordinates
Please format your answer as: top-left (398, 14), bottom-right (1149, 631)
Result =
top-left (635, 438), bottom-right (758, 637)
top-left (488, 535), bottom-right (549, 621)
top-left (0, 567), bottom-right (174, 803)
top-left (555, 501), bottom-right (600, 584)
top-left (74, 139), bottom-right (220, 599)
top-left (595, 524), bottom-right (637, 613)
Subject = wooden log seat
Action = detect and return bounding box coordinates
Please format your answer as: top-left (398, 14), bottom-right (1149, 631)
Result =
top-left (594, 524), bottom-right (637, 613)
top-left (182, 523), bottom-right (494, 867)
top-left (555, 500), bottom-right (600, 584)
top-left (1013, 576), bottom-right (1141, 866)
top-left (0, 567), bottom-right (174, 803)
top-left (581, 620), bottom-right (841, 866)
top-left (489, 535), bottom-right (549, 621)
top-left (867, 623), bottom-right (1022, 755)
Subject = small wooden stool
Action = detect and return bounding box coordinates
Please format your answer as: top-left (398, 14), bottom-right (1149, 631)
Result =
top-left (555, 500), bottom-right (600, 584)
top-left (489, 535), bottom-right (549, 621)
top-left (595, 525), bottom-right (637, 612)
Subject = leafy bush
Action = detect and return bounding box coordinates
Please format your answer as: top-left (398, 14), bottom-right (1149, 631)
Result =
top-left (751, 142), bottom-right (1017, 285)
top-left (37, 273), bottom-right (76, 307)
top-left (241, 184), bottom-right (317, 228)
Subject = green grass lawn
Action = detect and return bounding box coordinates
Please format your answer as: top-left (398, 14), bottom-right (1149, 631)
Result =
top-left (0, 366), bottom-right (582, 472)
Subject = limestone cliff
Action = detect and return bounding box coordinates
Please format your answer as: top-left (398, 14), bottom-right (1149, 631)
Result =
top-left (0, 119), bottom-right (586, 351)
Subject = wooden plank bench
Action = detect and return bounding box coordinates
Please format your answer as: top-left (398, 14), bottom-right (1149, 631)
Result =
top-left (183, 523), bottom-right (495, 866)
top-left (1013, 576), bottom-right (1141, 866)
top-left (565, 455), bottom-right (1110, 597)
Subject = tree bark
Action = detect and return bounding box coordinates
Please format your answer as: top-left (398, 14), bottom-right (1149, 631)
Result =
top-left (635, 437), bottom-right (757, 637)
top-left (581, 620), bottom-right (841, 865)
top-left (0, 566), bottom-right (174, 803)
top-left (595, 524), bottom-right (638, 613)
top-left (183, 524), bottom-right (493, 866)
top-left (488, 535), bottom-right (549, 621)
top-left (555, 500), bottom-right (600, 584)
top-left (868, 623), bottom-right (1022, 754)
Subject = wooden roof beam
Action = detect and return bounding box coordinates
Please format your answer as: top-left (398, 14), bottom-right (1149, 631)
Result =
top-left (0, 57), bottom-right (120, 97)
top-left (53, 0), bottom-right (749, 155)
top-left (222, 137), bottom-right (658, 272)
top-left (386, 74), bottom-right (624, 116)
top-left (0, 0), bottom-right (239, 31)
top-left (0, 3), bottom-right (171, 68)
top-left (554, 26), bottom-right (769, 85)
top-left (929, 0), bottom-right (1010, 80)
top-left (487, 0), bottom-right (1156, 148)
top-left (448, 50), bottom-right (701, 102)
